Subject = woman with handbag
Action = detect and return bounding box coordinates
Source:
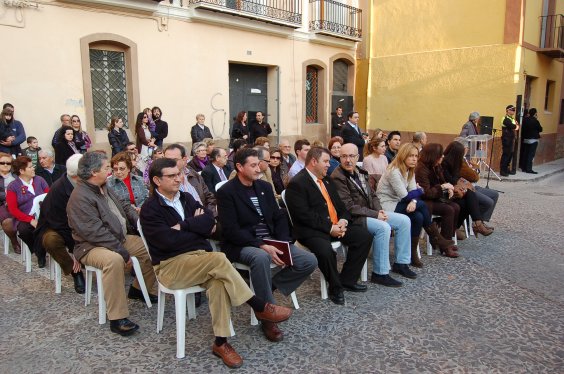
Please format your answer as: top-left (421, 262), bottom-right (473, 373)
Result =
top-left (442, 142), bottom-right (493, 237)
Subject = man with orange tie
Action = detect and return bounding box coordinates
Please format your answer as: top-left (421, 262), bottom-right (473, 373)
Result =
top-left (285, 147), bottom-right (372, 305)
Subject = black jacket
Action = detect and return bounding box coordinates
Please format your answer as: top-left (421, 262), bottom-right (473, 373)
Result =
top-left (285, 168), bottom-right (351, 242)
top-left (139, 192), bottom-right (214, 265)
top-left (521, 116), bottom-right (543, 140)
top-left (249, 121), bottom-right (272, 143)
top-left (341, 122), bottom-right (366, 161)
top-left (201, 163), bottom-right (232, 194)
top-left (331, 114), bottom-right (346, 138)
top-left (108, 129), bottom-right (130, 156)
top-left (55, 142), bottom-right (78, 166)
top-left (154, 119), bottom-right (168, 147)
top-left (217, 177), bottom-right (290, 262)
top-left (36, 164), bottom-right (66, 187)
top-left (190, 124), bottom-right (213, 144)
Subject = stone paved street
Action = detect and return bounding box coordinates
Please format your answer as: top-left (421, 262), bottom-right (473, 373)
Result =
top-left (1, 170), bottom-right (563, 373)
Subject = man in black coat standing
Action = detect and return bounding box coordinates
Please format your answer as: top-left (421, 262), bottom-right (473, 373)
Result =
top-left (519, 107), bottom-right (543, 174)
top-left (249, 111), bottom-right (272, 144)
top-left (341, 111), bottom-right (368, 161)
top-left (152, 106), bottom-right (168, 148)
top-left (285, 147), bottom-right (371, 305)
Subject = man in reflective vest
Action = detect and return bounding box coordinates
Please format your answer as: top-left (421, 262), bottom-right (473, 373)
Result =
top-left (500, 105), bottom-right (520, 176)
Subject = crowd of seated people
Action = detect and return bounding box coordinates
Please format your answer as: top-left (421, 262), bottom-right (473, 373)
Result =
top-left (2, 106), bottom-right (503, 369)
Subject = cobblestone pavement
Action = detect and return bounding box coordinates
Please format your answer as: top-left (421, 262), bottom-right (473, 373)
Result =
top-left (1, 172), bottom-right (563, 373)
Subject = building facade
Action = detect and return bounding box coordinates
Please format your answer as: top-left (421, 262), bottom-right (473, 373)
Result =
top-left (0, 0), bottom-right (364, 152)
top-left (357, 0), bottom-right (564, 166)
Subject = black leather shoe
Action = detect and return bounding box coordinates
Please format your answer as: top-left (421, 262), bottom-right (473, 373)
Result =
top-left (526, 170), bottom-right (538, 174)
top-left (328, 290), bottom-right (345, 305)
top-left (342, 283), bottom-right (368, 292)
top-left (37, 256), bottom-right (46, 268)
top-left (370, 273), bottom-right (403, 287)
top-left (509, 170), bottom-right (516, 175)
top-left (72, 271), bottom-right (85, 294)
top-left (195, 292), bottom-right (202, 308)
top-left (128, 286), bottom-right (158, 304)
top-left (500, 171), bottom-right (509, 177)
top-left (392, 263), bottom-right (417, 279)
top-left (110, 318), bottom-right (139, 336)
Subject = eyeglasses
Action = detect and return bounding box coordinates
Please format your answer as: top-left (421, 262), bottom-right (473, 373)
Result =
top-left (196, 149), bottom-right (207, 153)
top-left (113, 166), bottom-right (128, 172)
top-left (331, 146), bottom-right (341, 150)
top-left (0, 162), bottom-right (11, 165)
top-left (270, 156), bottom-right (281, 160)
top-left (72, 119), bottom-right (81, 123)
top-left (127, 148), bottom-right (136, 152)
top-left (340, 154), bottom-right (359, 160)
top-left (261, 159), bottom-right (271, 163)
top-left (161, 172), bottom-right (182, 179)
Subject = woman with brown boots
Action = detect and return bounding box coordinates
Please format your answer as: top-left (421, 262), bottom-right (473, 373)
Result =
top-left (415, 144), bottom-right (461, 258)
top-left (377, 143), bottom-right (456, 267)
top-left (441, 141), bottom-right (494, 237)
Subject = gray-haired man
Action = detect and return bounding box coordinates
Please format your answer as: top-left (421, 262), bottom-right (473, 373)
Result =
top-left (36, 149), bottom-right (66, 186)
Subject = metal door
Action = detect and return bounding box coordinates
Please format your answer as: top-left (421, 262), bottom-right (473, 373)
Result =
top-left (229, 64), bottom-right (268, 128)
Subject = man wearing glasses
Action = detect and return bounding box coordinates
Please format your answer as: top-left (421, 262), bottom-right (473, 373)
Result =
top-left (500, 105), bottom-right (520, 176)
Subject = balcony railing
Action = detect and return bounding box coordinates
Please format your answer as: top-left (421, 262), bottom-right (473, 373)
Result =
top-left (309, 0), bottom-right (362, 41)
top-left (188, 0), bottom-right (302, 27)
top-left (539, 14), bottom-right (564, 58)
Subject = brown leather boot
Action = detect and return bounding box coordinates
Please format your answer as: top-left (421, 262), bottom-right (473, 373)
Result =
top-left (472, 220), bottom-right (493, 237)
top-left (439, 245), bottom-right (459, 258)
top-left (410, 237), bottom-right (423, 268)
top-left (424, 222), bottom-right (454, 249)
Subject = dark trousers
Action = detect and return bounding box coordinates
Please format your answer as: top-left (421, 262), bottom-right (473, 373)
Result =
top-left (395, 200), bottom-right (432, 237)
top-left (299, 224), bottom-right (371, 292)
top-left (520, 142), bottom-right (538, 172)
top-left (42, 229), bottom-right (74, 275)
top-left (500, 136), bottom-right (514, 172)
top-left (423, 200), bottom-right (460, 239)
top-left (17, 222), bottom-right (36, 255)
top-left (453, 190), bottom-right (482, 227)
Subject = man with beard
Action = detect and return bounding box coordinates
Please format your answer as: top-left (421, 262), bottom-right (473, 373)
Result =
top-left (152, 106), bottom-right (168, 148)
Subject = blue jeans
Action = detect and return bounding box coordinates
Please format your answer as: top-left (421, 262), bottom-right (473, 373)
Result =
top-left (365, 212), bottom-right (411, 275)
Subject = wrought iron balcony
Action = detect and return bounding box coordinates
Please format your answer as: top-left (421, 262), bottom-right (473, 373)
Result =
top-left (188, 0), bottom-right (302, 27)
top-left (539, 14), bottom-right (564, 58)
top-left (309, 0), bottom-right (362, 41)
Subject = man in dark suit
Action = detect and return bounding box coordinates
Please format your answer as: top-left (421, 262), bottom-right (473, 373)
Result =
top-left (285, 147), bottom-right (372, 305)
top-left (190, 113), bottom-right (213, 146)
top-left (36, 149), bottom-right (66, 186)
top-left (201, 147), bottom-right (232, 194)
top-left (341, 111), bottom-right (368, 161)
top-left (249, 111), bottom-right (272, 144)
top-left (217, 148), bottom-right (317, 342)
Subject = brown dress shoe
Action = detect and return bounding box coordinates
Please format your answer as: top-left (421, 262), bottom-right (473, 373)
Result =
top-left (254, 303), bottom-right (292, 323)
top-left (212, 342), bottom-right (243, 368)
top-left (261, 321), bottom-right (284, 342)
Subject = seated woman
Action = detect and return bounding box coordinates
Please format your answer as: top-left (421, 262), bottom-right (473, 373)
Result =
top-left (55, 127), bottom-right (81, 165)
top-left (328, 136), bottom-right (343, 176)
top-left (363, 138), bottom-right (388, 176)
top-left (254, 136), bottom-right (270, 149)
top-left (187, 141), bottom-right (209, 172)
top-left (143, 147), bottom-right (164, 186)
top-left (107, 152), bottom-right (148, 212)
top-left (414, 143), bottom-right (460, 258)
top-left (268, 147), bottom-right (288, 195)
top-left (377, 143), bottom-right (456, 266)
top-left (441, 141), bottom-right (493, 237)
top-left (6, 156), bottom-right (50, 266)
top-left (0, 153), bottom-right (19, 253)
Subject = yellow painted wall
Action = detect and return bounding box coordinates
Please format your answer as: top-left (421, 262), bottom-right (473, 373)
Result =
top-left (523, 0), bottom-right (542, 46)
top-left (371, 0), bottom-right (506, 58)
top-left (0, 1), bottom-right (356, 150)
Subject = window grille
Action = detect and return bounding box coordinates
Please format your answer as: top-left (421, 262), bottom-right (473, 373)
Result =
top-left (306, 66), bottom-right (319, 123)
top-left (90, 49), bottom-right (129, 130)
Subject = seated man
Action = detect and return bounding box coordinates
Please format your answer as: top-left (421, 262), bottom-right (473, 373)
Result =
top-left (285, 147), bottom-right (372, 305)
top-left (201, 147), bottom-right (232, 194)
top-left (34, 154), bottom-right (85, 293)
top-left (35, 149), bottom-right (66, 186)
top-left (330, 144), bottom-right (417, 287)
top-left (140, 158), bottom-right (292, 368)
top-left (66, 151), bottom-right (158, 336)
top-left (385, 131), bottom-right (401, 163)
top-left (217, 148), bottom-right (317, 342)
top-left (287, 139), bottom-right (310, 180)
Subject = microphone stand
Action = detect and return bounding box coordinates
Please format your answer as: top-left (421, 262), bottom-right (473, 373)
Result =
top-left (486, 128), bottom-right (504, 193)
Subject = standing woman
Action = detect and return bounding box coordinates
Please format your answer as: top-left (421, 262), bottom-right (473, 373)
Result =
top-left (134, 112), bottom-right (155, 158)
top-left (414, 143), bottom-right (460, 258)
top-left (0, 153), bottom-right (19, 253)
top-left (363, 138), bottom-right (388, 176)
top-left (377, 143), bottom-right (456, 266)
top-left (230, 111), bottom-right (250, 146)
top-left (70, 115), bottom-right (91, 153)
top-left (107, 116), bottom-right (130, 156)
top-left (55, 127), bottom-right (80, 165)
top-left (6, 156), bottom-right (49, 265)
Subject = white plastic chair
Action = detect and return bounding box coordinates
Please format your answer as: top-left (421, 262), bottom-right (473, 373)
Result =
top-left (215, 180), bottom-right (228, 192)
top-left (49, 256), bottom-right (62, 294)
top-left (232, 262), bottom-right (300, 325)
top-left (137, 220), bottom-right (231, 359)
top-left (424, 214), bottom-right (458, 255)
top-left (3, 231), bottom-right (10, 255)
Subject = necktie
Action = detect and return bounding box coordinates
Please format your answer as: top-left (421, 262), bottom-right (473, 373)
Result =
top-left (317, 178), bottom-right (338, 224)
top-left (219, 168), bottom-right (227, 181)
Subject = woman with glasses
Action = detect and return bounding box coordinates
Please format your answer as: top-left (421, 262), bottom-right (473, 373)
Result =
top-left (328, 136), bottom-right (344, 176)
top-left (70, 115), bottom-right (91, 153)
top-left (6, 156), bottom-right (50, 265)
top-left (363, 138), bottom-right (388, 176)
top-left (107, 152), bottom-right (148, 212)
top-left (187, 142), bottom-right (209, 173)
top-left (0, 153), bottom-right (19, 253)
top-left (134, 112), bottom-right (155, 158)
top-left (55, 127), bottom-right (81, 165)
top-left (107, 116), bottom-right (130, 156)
top-left (268, 147), bottom-right (288, 195)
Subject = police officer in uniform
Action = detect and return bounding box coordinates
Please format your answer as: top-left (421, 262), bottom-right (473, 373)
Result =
top-left (500, 105), bottom-right (519, 176)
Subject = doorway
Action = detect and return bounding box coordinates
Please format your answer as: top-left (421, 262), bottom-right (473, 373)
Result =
top-left (229, 64), bottom-right (268, 133)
